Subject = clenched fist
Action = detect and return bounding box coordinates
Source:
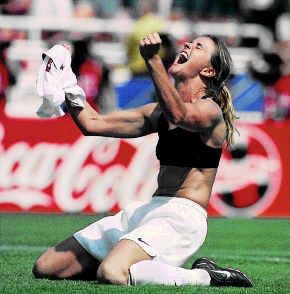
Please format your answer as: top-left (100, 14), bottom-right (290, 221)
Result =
top-left (139, 32), bottom-right (162, 60)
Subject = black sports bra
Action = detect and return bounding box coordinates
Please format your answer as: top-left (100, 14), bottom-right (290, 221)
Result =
top-left (155, 113), bottom-right (222, 168)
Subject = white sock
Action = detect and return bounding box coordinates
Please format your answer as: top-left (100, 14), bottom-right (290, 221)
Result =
top-left (129, 260), bottom-right (211, 286)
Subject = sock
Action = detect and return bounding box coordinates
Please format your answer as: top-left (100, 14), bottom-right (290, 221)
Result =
top-left (129, 260), bottom-right (211, 286)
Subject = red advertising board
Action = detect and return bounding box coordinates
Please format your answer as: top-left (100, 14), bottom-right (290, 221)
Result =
top-left (0, 102), bottom-right (289, 217)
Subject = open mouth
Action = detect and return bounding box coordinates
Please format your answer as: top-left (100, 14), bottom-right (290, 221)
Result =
top-left (176, 52), bottom-right (188, 64)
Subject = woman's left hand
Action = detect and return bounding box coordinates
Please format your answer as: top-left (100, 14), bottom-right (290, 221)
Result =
top-left (139, 33), bottom-right (162, 60)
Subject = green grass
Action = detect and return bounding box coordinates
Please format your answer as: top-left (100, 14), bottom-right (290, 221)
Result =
top-left (0, 214), bottom-right (289, 293)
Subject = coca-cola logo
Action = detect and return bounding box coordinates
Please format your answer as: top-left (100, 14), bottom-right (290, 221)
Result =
top-left (211, 124), bottom-right (282, 217)
top-left (0, 120), bottom-right (159, 213)
top-left (0, 117), bottom-right (283, 217)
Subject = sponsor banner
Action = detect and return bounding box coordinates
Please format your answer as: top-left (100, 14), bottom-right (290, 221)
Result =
top-left (209, 120), bottom-right (289, 217)
top-left (0, 102), bottom-right (289, 217)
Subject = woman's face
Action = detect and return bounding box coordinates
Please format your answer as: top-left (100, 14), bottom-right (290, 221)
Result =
top-left (168, 36), bottom-right (216, 79)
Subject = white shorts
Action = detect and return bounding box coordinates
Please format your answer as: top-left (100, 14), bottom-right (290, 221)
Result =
top-left (74, 196), bottom-right (207, 267)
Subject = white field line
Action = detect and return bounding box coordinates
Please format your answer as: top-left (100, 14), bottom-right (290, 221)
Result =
top-left (0, 244), bottom-right (48, 251)
top-left (0, 244), bottom-right (289, 263)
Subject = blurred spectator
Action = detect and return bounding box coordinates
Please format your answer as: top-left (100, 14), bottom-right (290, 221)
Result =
top-left (71, 36), bottom-right (114, 112)
top-left (0, 28), bottom-right (27, 41)
top-left (0, 0), bottom-right (31, 15)
top-left (239, 0), bottom-right (287, 34)
top-left (86, 0), bottom-right (121, 18)
top-left (31, 0), bottom-right (74, 17)
top-left (125, 0), bottom-right (165, 76)
top-left (157, 33), bottom-right (176, 72)
top-left (71, 37), bottom-right (101, 110)
top-left (172, 0), bottom-right (240, 20)
top-left (73, 0), bottom-right (132, 18)
top-left (71, 1), bottom-right (117, 112)
top-left (0, 40), bottom-right (16, 100)
top-left (264, 41), bottom-right (290, 120)
top-left (250, 51), bottom-right (283, 86)
top-left (276, 12), bottom-right (290, 43)
top-left (0, 42), bottom-right (10, 99)
top-left (264, 76), bottom-right (290, 120)
top-left (97, 61), bottom-right (116, 113)
top-left (73, 0), bottom-right (96, 18)
top-left (0, 0), bottom-right (30, 42)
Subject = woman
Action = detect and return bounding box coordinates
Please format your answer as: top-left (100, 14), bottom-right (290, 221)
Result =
top-left (32, 33), bottom-right (252, 287)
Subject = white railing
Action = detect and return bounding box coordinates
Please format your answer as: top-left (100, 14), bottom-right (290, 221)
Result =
top-left (0, 15), bottom-right (273, 50)
top-left (0, 15), bottom-right (135, 40)
top-left (1, 14), bottom-right (272, 119)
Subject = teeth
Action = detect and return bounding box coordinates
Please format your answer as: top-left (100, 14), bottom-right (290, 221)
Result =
top-left (177, 52), bottom-right (187, 64)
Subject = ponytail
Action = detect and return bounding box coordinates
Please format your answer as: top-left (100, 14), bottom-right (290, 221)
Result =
top-left (204, 34), bottom-right (239, 148)
top-left (216, 85), bottom-right (238, 147)
top-left (204, 82), bottom-right (238, 147)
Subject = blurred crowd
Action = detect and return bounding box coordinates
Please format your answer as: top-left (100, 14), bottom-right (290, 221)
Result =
top-left (0, 0), bottom-right (289, 120)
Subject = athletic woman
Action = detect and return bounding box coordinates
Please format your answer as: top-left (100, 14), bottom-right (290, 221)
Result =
top-left (32, 33), bottom-right (252, 287)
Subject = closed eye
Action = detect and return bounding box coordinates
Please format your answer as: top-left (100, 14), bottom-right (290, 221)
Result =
top-left (196, 42), bottom-right (203, 49)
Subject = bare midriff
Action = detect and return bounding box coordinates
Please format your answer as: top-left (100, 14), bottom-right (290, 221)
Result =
top-left (153, 164), bottom-right (218, 209)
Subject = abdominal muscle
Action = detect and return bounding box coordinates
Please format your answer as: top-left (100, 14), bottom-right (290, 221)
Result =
top-left (153, 164), bottom-right (218, 209)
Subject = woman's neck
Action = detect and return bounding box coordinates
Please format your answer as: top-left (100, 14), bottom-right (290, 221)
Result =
top-left (175, 78), bottom-right (206, 103)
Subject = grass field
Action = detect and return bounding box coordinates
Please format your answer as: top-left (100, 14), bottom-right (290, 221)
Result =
top-left (0, 214), bottom-right (289, 294)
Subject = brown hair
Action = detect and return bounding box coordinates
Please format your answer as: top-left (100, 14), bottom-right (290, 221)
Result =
top-left (203, 35), bottom-right (238, 147)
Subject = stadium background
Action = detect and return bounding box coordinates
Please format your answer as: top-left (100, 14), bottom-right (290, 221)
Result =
top-left (0, 1), bottom-right (289, 294)
top-left (0, 0), bottom-right (289, 217)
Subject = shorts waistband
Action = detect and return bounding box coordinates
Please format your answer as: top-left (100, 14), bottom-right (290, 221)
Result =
top-left (152, 196), bottom-right (208, 218)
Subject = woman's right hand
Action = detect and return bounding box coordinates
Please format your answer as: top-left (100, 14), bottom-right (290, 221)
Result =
top-left (139, 33), bottom-right (162, 60)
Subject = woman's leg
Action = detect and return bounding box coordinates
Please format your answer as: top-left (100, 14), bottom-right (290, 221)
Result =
top-left (96, 238), bottom-right (211, 286)
top-left (32, 236), bottom-right (100, 280)
top-left (129, 259), bottom-right (211, 286)
top-left (97, 239), bottom-right (151, 285)
top-left (96, 198), bottom-right (210, 286)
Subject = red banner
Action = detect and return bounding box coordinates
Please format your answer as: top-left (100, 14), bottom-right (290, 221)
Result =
top-left (0, 102), bottom-right (289, 217)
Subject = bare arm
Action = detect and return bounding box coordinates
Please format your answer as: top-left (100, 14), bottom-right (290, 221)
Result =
top-left (146, 54), bottom-right (187, 124)
top-left (65, 98), bottom-right (160, 138)
top-left (140, 33), bottom-right (221, 131)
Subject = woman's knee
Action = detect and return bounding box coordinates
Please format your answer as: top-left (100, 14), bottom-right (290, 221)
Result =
top-left (97, 260), bottom-right (129, 285)
top-left (32, 261), bottom-right (43, 279)
top-left (32, 248), bottom-right (57, 279)
top-left (32, 236), bottom-right (100, 281)
top-left (97, 239), bottom-right (152, 285)
top-left (32, 246), bottom-right (81, 279)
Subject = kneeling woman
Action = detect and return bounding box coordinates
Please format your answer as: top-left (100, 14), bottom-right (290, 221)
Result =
top-left (33, 33), bottom-right (252, 288)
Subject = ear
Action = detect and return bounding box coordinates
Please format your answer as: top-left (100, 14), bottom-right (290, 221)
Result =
top-left (200, 66), bottom-right (216, 78)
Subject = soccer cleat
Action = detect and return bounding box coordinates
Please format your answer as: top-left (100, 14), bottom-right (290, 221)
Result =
top-left (192, 257), bottom-right (253, 287)
top-left (191, 257), bottom-right (218, 271)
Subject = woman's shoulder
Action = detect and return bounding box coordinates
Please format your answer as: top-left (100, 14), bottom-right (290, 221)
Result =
top-left (195, 97), bottom-right (223, 121)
